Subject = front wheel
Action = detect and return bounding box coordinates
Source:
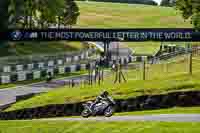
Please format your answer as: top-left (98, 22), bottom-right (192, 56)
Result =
top-left (81, 109), bottom-right (91, 118)
top-left (104, 106), bottom-right (114, 117)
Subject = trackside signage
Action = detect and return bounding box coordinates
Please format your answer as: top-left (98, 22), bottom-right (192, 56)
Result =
top-left (6, 28), bottom-right (200, 42)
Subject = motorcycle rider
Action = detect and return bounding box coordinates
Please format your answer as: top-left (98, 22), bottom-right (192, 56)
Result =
top-left (89, 90), bottom-right (115, 113)
top-left (46, 71), bottom-right (53, 83)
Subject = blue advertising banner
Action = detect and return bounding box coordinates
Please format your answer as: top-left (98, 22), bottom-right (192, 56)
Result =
top-left (5, 28), bottom-right (200, 42)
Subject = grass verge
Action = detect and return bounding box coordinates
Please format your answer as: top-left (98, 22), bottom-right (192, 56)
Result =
top-left (0, 120), bottom-right (199, 133)
top-left (1, 41), bottom-right (85, 57)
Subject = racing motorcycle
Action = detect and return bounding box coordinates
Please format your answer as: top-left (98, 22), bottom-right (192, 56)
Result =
top-left (81, 98), bottom-right (115, 118)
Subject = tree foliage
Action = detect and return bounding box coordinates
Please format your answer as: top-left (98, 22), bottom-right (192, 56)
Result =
top-left (0, 0), bottom-right (8, 46)
top-left (160, 0), bottom-right (176, 7)
top-left (0, 0), bottom-right (8, 31)
top-left (8, 0), bottom-right (80, 29)
top-left (176, 0), bottom-right (200, 30)
top-left (57, 0), bottom-right (80, 28)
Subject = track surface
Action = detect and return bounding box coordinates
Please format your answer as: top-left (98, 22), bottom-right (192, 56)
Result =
top-left (40, 114), bottom-right (200, 122)
top-left (0, 75), bottom-right (89, 108)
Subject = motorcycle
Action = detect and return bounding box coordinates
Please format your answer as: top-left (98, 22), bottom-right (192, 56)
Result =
top-left (81, 98), bottom-right (115, 118)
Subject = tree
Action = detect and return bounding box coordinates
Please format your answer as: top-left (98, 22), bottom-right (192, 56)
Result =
top-left (0, 0), bottom-right (8, 31)
top-left (7, 0), bottom-right (80, 29)
top-left (63, 0), bottom-right (80, 27)
top-left (36, 0), bottom-right (65, 28)
top-left (53, 0), bottom-right (80, 28)
top-left (160, 0), bottom-right (176, 7)
top-left (7, 0), bottom-right (34, 28)
top-left (0, 0), bottom-right (9, 47)
top-left (176, 0), bottom-right (200, 30)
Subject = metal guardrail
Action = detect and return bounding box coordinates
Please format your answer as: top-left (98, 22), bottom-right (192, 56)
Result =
top-left (158, 50), bottom-right (188, 60)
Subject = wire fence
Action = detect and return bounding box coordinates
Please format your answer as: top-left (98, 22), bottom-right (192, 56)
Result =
top-left (41, 46), bottom-right (200, 87)
top-left (123, 51), bottom-right (200, 81)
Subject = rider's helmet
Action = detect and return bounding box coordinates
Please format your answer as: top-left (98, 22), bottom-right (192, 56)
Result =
top-left (48, 72), bottom-right (51, 76)
top-left (101, 90), bottom-right (109, 97)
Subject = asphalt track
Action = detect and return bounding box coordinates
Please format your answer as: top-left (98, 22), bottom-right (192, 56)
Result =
top-left (0, 75), bottom-right (89, 108)
top-left (40, 114), bottom-right (200, 122)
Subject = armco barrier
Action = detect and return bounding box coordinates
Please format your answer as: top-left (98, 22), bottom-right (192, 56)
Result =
top-left (0, 56), bottom-right (134, 84)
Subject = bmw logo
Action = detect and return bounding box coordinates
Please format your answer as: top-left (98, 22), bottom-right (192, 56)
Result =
top-left (11, 30), bottom-right (23, 40)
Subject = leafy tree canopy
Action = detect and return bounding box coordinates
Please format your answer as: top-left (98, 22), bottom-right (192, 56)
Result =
top-left (176, 0), bottom-right (200, 30)
top-left (8, 0), bottom-right (80, 29)
top-left (160, 0), bottom-right (176, 7)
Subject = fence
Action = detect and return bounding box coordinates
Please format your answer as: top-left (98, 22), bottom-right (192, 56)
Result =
top-left (192, 44), bottom-right (200, 56)
top-left (60, 45), bottom-right (200, 85)
top-left (0, 63), bottom-right (89, 84)
top-left (122, 51), bottom-right (200, 81)
top-left (0, 55), bottom-right (134, 84)
top-left (0, 50), bottom-right (91, 73)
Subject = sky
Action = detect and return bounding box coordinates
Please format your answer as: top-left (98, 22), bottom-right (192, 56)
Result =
top-left (153, 0), bottom-right (162, 5)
